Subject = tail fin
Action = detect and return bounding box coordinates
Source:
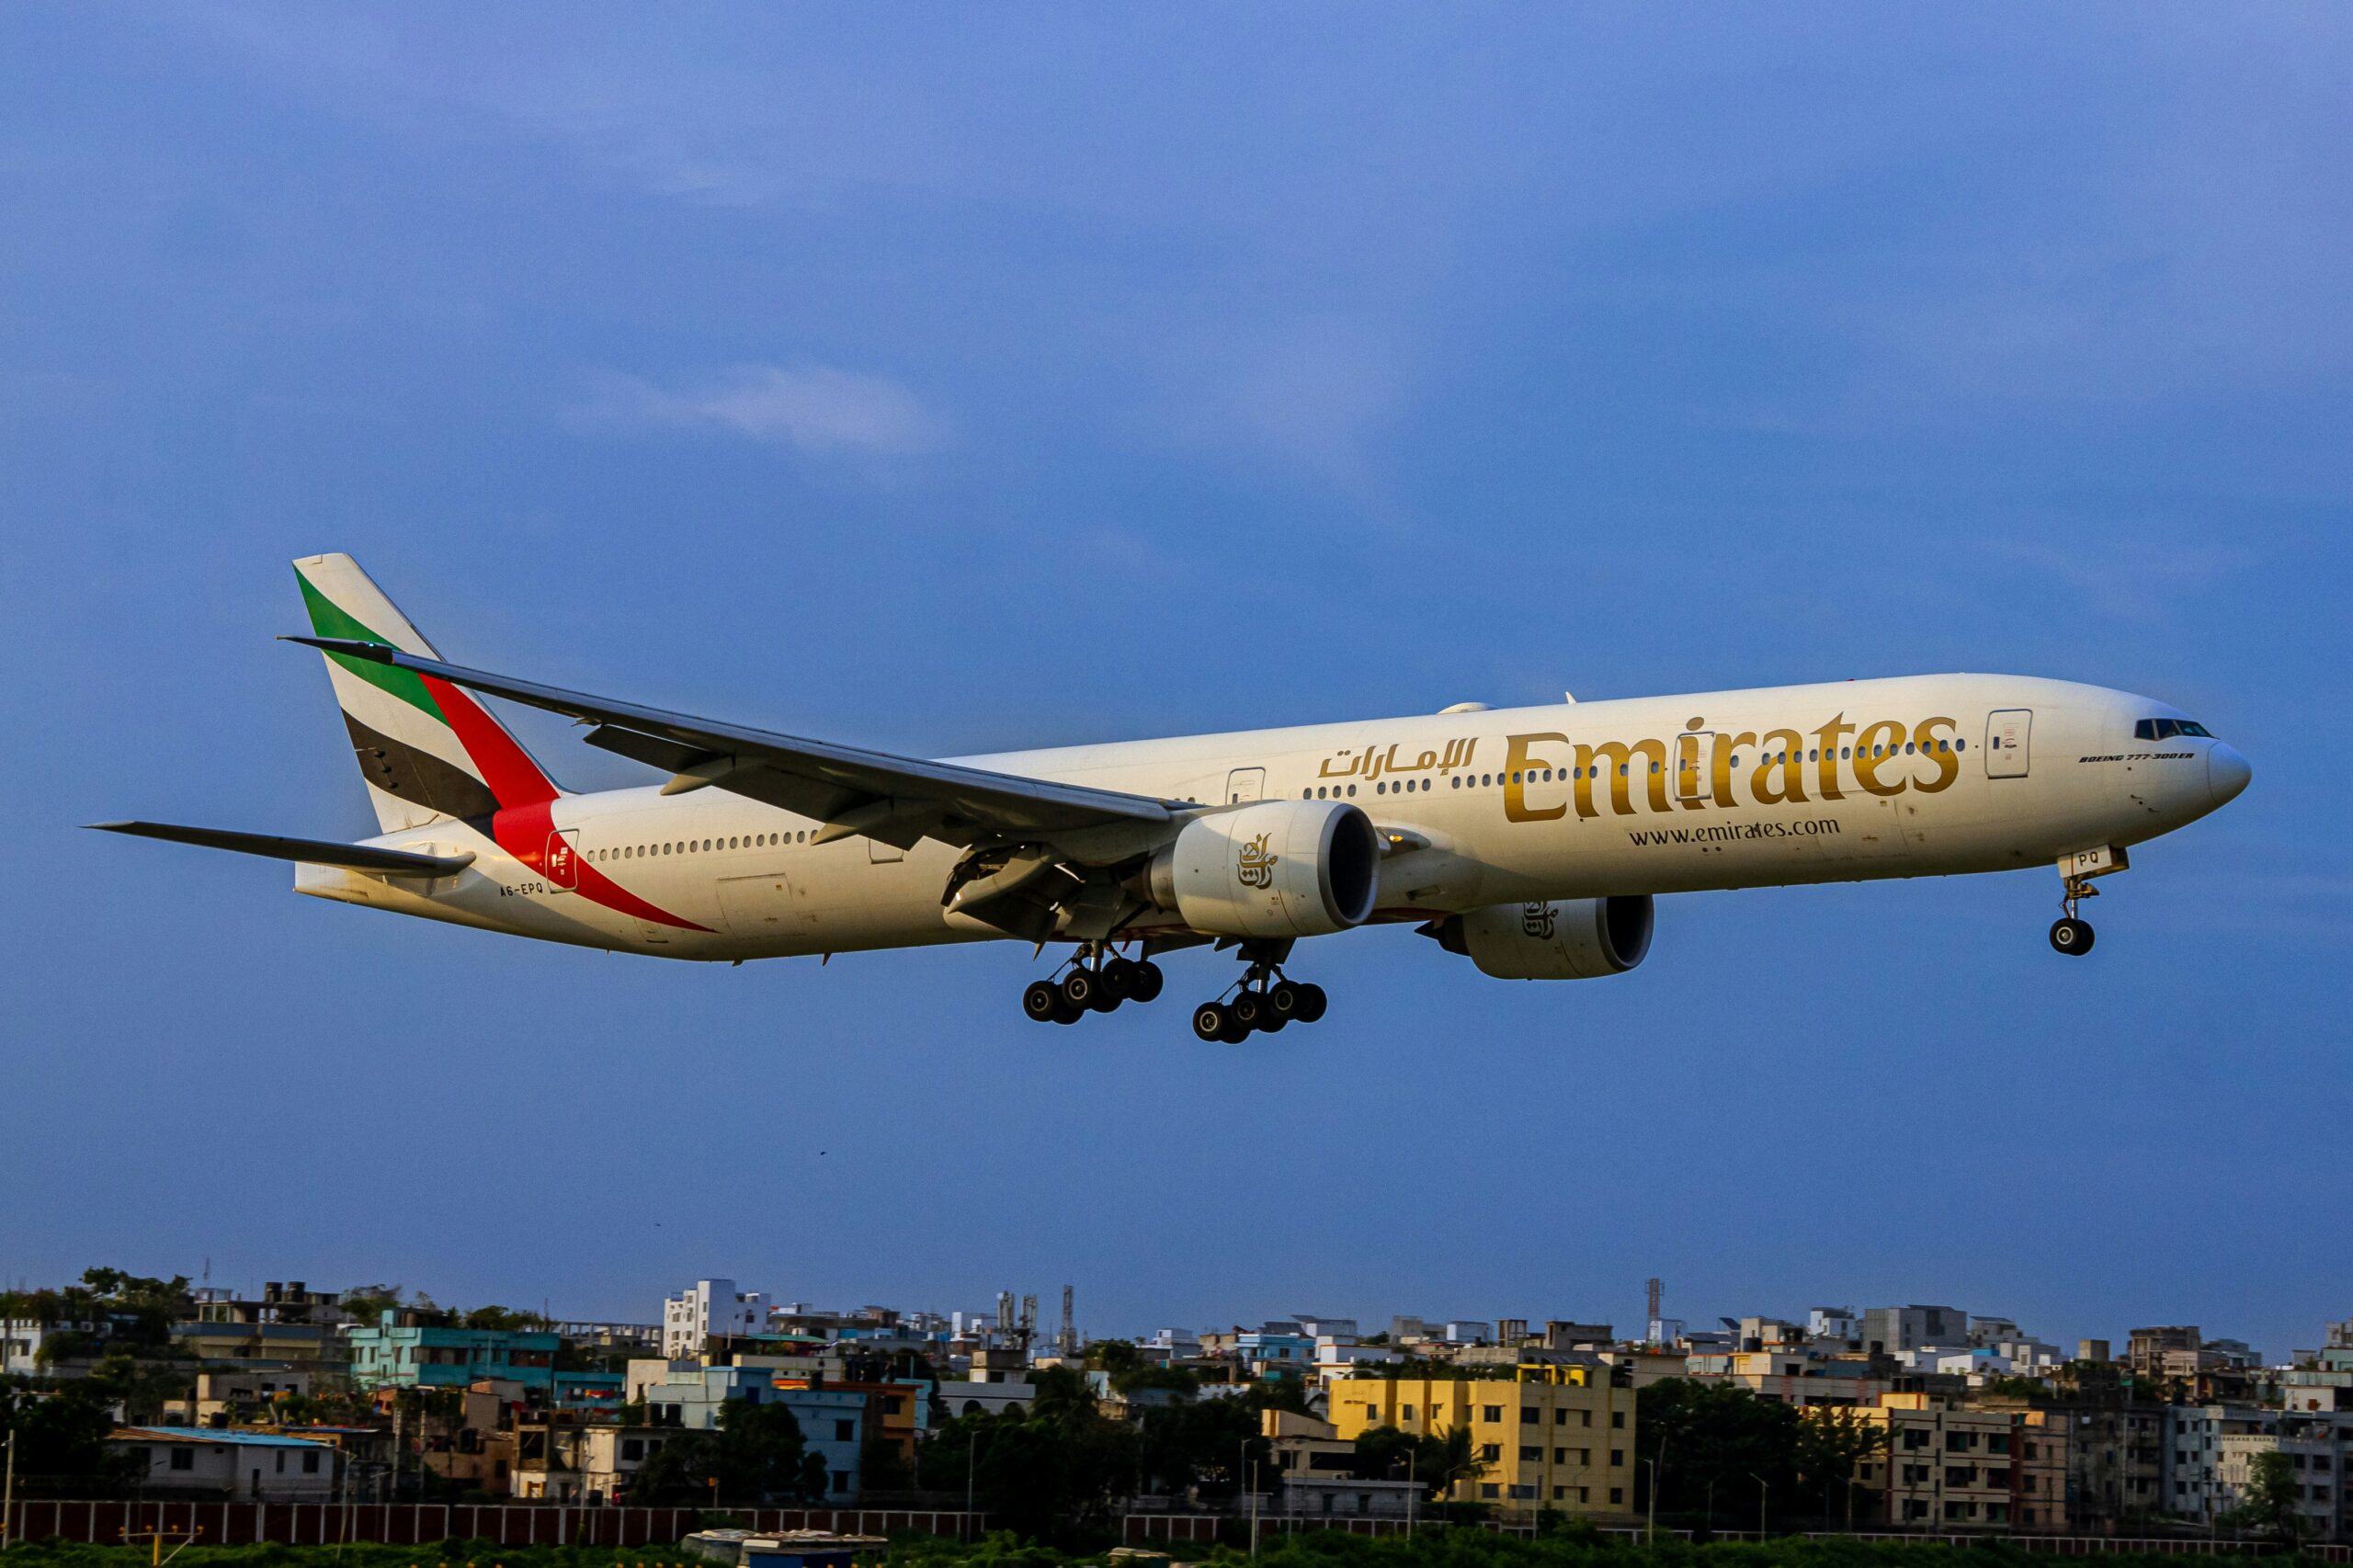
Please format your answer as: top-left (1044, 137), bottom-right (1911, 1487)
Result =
top-left (293, 553), bottom-right (561, 832)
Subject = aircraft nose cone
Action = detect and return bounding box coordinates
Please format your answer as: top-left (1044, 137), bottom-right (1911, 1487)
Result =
top-left (2208, 743), bottom-right (2252, 807)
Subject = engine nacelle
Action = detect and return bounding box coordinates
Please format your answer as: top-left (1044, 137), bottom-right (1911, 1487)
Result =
top-left (1434, 895), bottom-right (1654, 980)
top-left (1143, 801), bottom-right (1381, 938)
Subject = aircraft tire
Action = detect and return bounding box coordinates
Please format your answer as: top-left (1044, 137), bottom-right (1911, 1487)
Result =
top-left (1061, 968), bottom-right (1098, 1011)
top-left (1022, 981), bottom-right (1063, 1023)
top-left (2049, 917), bottom-right (2095, 956)
top-left (1130, 961), bottom-right (1165, 1003)
top-left (1101, 958), bottom-right (1139, 1000)
top-left (1296, 983), bottom-right (1329, 1023)
top-left (1191, 1002), bottom-right (1231, 1042)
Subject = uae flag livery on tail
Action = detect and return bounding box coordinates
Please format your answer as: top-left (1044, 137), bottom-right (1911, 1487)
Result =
top-left (293, 554), bottom-right (560, 832)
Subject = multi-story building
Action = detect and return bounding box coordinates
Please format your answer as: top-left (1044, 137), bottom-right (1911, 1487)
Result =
top-left (663, 1279), bottom-right (768, 1358)
top-left (1326, 1367), bottom-right (1635, 1516)
top-left (2171, 1404), bottom-right (2353, 1543)
top-left (348, 1314), bottom-right (560, 1394)
top-left (1684, 1347), bottom-right (1892, 1407)
top-left (1857, 1395), bottom-right (2067, 1531)
top-left (628, 1363), bottom-right (867, 1499)
top-left (1860, 1307), bottom-right (1970, 1357)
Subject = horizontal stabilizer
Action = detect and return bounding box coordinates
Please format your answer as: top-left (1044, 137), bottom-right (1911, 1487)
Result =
top-left (86, 821), bottom-right (476, 878)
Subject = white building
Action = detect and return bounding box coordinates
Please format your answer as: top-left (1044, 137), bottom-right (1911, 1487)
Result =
top-left (108, 1428), bottom-right (335, 1502)
top-left (662, 1278), bottom-right (768, 1358)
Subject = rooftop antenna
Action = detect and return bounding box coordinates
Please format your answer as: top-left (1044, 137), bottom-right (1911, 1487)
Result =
top-left (1059, 1286), bottom-right (1077, 1357)
top-left (1019, 1293), bottom-right (1038, 1354)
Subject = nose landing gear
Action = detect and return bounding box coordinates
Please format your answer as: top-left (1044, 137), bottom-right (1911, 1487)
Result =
top-left (1021, 942), bottom-right (1165, 1024)
top-left (1190, 943), bottom-right (1328, 1042)
top-left (2049, 846), bottom-right (2126, 957)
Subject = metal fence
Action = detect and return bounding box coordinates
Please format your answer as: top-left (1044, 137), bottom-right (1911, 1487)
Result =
top-left (3, 1500), bottom-right (988, 1550)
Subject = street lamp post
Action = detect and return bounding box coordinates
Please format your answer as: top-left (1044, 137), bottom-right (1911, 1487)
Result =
top-left (1752, 1473), bottom-right (1769, 1540)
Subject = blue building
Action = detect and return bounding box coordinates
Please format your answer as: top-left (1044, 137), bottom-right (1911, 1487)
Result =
top-left (638, 1365), bottom-right (867, 1499)
top-left (348, 1313), bottom-right (559, 1393)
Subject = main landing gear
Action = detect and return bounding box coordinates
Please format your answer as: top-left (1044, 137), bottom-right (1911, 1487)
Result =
top-left (1021, 942), bottom-right (1165, 1025)
top-left (1189, 943), bottom-right (1328, 1043)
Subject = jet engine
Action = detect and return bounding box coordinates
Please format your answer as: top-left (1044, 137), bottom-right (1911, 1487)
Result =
top-left (1141, 800), bottom-right (1381, 938)
top-left (1428, 895), bottom-right (1654, 980)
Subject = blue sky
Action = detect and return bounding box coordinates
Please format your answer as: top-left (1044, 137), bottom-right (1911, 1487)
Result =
top-left (2, 5), bottom-right (2347, 1355)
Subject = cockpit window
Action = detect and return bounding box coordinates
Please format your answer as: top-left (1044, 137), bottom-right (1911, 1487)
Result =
top-left (2134, 718), bottom-right (2215, 741)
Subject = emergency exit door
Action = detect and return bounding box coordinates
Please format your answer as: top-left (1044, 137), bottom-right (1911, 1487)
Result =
top-left (1225, 767), bottom-right (1266, 804)
top-left (1985, 710), bottom-right (2031, 778)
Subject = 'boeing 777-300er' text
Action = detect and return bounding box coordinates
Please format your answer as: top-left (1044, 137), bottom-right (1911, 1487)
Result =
top-left (96, 554), bottom-right (2252, 1040)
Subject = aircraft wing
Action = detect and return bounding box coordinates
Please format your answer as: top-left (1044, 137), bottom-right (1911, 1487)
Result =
top-left (286, 637), bottom-right (1178, 852)
top-left (87, 821), bottom-right (476, 878)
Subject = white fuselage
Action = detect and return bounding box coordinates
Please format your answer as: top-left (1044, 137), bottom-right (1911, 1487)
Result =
top-left (293, 674), bottom-right (2243, 961)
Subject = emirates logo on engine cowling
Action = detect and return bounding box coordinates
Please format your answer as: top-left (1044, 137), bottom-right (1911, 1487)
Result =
top-left (1235, 832), bottom-right (1279, 890)
top-left (1521, 901), bottom-right (1556, 938)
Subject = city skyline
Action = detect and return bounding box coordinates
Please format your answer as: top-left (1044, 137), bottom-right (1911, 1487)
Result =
top-left (4, 5), bottom-right (2347, 1360)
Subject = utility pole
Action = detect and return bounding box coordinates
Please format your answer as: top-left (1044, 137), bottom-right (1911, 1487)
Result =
top-left (1752, 1472), bottom-right (1768, 1540)
top-left (4, 1425), bottom-right (16, 1553)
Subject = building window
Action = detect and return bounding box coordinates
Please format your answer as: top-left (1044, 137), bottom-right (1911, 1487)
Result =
top-left (832, 1470), bottom-right (849, 1494)
top-left (1483, 1405), bottom-right (1503, 1423)
top-left (301, 1452), bottom-right (320, 1474)
top-left (1522, 1406), bottom-right (1540, 1424)
top-left (1520, 1446), bottom-right (1542, 1461)
top-left (834, 1419), bottom-right (854, 1442)
top-left (1480, 1444), bottom-right (1501, 1462)
top-left (1609, 1487), bottom-right (1623, 1505)
top-left (1480, 1483), bottom-right (1500, 1499)
top-left (1610, 1450), bottom-right (1623, 1467)
top-left (170, 1449), bottom-right (194, 1471)
top-left (1611, 1411), bottom-right (1625, 1428)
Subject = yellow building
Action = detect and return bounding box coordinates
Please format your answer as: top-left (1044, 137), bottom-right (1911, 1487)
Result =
top-left (1326, 1367), bottom-right (1636, 1515)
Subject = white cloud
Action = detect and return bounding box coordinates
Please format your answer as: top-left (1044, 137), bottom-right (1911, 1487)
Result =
top-left (574, 363), bottom-right (948, 456)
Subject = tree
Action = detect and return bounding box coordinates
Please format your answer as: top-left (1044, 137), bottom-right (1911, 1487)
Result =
top-left (458, 1304), bottom-right (551, 1332)
top-left (1635, 1379), bottom-right (1802, 1526)
top-left (0, 1378), bottom-right (136, 1497)
top-left (628, 1402), bottom-right (827, 1506)
top-left (1793, 1406), bottom-right (1890, 1528)
top-left (920, 1397), bottom-right (1140, 1543)
top-left (1086, 1340), bottom-right (1143, 1376)
top-left (2221, 1449), bottom-right (2309, 1543)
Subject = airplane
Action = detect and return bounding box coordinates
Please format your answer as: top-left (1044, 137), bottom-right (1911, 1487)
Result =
top-left (94, 553), bottom-right (2251, 1040)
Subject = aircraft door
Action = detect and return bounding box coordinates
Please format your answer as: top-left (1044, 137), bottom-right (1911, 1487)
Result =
top-left (1673, 732), bottom-right (1713, 802)
top-left (719, 873), bottom-right (798, 938)
top-left (1225, 767), bottom-right (1266, 804)
top-left (1985, 710), bottom-right (2032, 778)
top-left (544, 829), bottom-right (580, 892)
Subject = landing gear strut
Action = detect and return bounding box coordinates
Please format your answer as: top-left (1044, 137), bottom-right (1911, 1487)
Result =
top-left (1191, 942), bottom-right (1328, 1043)
top-left (1021, 942), bottom-right (1164, 1025)
top-left (2049, 846), bottom-right (2126, 958)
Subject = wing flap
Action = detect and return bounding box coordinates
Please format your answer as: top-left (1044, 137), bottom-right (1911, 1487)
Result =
top-left (88, 821), bottom-right (475, 878)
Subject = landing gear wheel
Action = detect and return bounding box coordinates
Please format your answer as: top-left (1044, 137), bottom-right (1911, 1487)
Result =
top-left (1295, 983), bottom-right (1328, 1023)
top-left (1191, 1001), bottom-right (1233, 1042)
top-left (2050, 917), bottom-right (2095, 956)
top-left (1061, 968), bottom-right (1103, 1012)
top-left (1022, 981), bottom-right (1063, 1023)
top-left (1101, 958), bottom-right (1139, 1001)
top-left (1230, 991), bottom-right (1266, 1032)
top-left (1129, 960), bottom-right (1165, 1004)
top-left (1051, 998), bottom-right (1084, 1024)
top-left (1267, 981), bottom-right (1304, 1022)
